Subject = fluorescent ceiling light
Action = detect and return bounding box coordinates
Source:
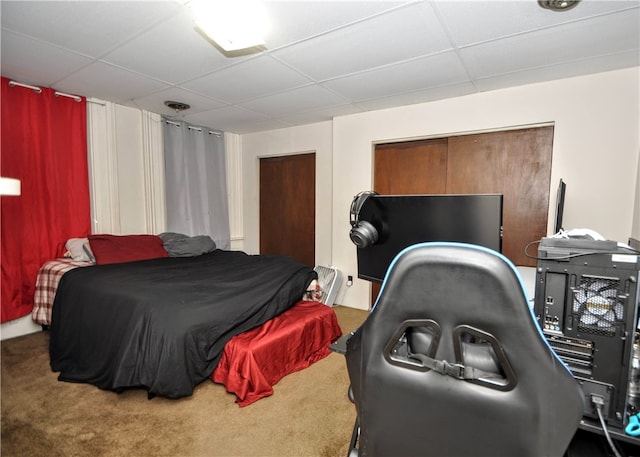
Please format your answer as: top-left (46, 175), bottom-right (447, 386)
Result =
top-left (190, 0), bottom-right (268, 52)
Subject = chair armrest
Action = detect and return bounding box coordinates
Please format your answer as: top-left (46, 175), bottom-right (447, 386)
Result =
top-left (330, 330), bottom-right (356, 355)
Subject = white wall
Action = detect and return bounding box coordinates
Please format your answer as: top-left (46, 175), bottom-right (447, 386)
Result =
top-left (242, 68), bottom-right (640, 311)
top-left (240, 121), bottom-right (334, 268)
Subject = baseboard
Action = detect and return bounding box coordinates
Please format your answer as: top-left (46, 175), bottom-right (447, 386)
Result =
top-left (1, 315), bottom-right (41, 341)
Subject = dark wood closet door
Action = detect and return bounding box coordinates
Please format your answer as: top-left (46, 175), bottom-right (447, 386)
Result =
top-left (446, 127), bottom-right (554, 266)
top-left (374, 139), bottom-right (448, 194)
top-left (259, 153), bottom-right (315, 268)
top-left (371, 138), bottom-right (449, 303)
top-left (371, 126), bottom-right (554, 306)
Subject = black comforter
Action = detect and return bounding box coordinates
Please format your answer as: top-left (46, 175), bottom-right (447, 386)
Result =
top-left (50, 250), bottom-right (316, 398)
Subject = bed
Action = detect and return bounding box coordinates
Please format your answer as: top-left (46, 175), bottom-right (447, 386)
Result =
top-left (38, 235), bottom-right (342, 402)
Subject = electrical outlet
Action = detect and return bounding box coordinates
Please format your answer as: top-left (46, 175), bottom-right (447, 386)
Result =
top-left (346, 275), bottom-right (353, 287)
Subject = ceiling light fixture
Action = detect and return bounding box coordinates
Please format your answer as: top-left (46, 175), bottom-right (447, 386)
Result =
top-left (189, 0), bottom-right (268, 53)
top-left (538, 0), bottom-right (581, 11)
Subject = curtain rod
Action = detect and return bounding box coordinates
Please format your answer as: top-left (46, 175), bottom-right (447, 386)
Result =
top-left (9, 79), bottom-right (82, 102)
top-left (8, 80), bottom-right (41, 93)
top-left (54, 91), bottom-right (81, 103)
top-left (164, 119), bottom-right (221, 136)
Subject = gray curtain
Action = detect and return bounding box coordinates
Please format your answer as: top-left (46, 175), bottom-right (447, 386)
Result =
top-left (162, 119), bottom-right (230, 250)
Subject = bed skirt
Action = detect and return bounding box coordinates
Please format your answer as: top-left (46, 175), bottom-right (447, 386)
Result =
top-left (212, 300), bottom-right (342, 406)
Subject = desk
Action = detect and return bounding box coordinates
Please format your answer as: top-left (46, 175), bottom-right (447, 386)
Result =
top-left (578, 417), bottom-right (640, 447)
top-left (567, 422), bottom-right (640, 457)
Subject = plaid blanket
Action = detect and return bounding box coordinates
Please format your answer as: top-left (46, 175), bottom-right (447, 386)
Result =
top-left (32, 258), bottom-right (93, 326)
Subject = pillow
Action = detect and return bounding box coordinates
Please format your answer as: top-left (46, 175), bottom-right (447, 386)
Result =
top-left (158, 232), bottom-right (216, 257)
top-left (65, 238), bottom-right (95, 263)
top-left (88, 234), bottom-right (168, 265)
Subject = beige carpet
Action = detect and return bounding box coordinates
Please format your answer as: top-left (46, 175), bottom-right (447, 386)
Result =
top-left (1, 306), bottom-right (368, 457)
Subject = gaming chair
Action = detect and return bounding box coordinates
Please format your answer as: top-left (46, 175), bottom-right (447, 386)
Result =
top-left (344, 242), bottom-right (583, 457)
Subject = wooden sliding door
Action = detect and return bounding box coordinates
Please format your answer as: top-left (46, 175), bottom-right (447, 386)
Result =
top-left (374, 138), bottom-right (448, 195)
top-left (371, 126), bottom-right (554, 304)
top-left (445, 128), bottom-right (554, 266)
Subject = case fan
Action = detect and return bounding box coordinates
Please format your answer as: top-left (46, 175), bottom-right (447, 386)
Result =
top-left (573, 276), bottom-right (624, 335)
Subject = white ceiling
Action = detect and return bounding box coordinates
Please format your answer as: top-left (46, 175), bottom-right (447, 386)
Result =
top-left (2, 0), bottom-right (639, 134)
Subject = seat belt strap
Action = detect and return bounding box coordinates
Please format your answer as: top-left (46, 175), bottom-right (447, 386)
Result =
top-left (408, 353), bottom-right (500, 381)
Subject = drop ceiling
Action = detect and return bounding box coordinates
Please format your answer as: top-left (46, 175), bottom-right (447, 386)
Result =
top-left (1, 0), bottom-right (639, 134)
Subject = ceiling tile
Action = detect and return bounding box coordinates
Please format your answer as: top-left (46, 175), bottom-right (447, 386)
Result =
top-left (323, 51), bottom-right (469, 102)
top-left (238, 85), bottom-right (350, 117)
top-left (54, 62), bottom-right (170, 103)
top-left (131, 87), bottom-right (227, 116)
top-left (460, 9), bottom-right (640, 78)
top-left (276, 103), bottom-right (365, 126)
top-left (181, 105), bottom-right (272, 132)
top-left (227, 119), bottom-right (294, 135)
top-left (0, 30), bottom-right (93, 87)
top-left (354, 81), bottom-right (477, 111)
top-left (434, 0), bottom-right (639, 47)
top-left (263, 1), bottom-right (411, 49)
top-left (101, 8), bottom-right (233, 85)
top-left (474, 49), bottom-right (640, 93)
top-left (182, 55), bottom-right (315, 103)
top-left (271, 2), bottom-right (451, 81)
top-left (1, 1), bottom-right (180, 58)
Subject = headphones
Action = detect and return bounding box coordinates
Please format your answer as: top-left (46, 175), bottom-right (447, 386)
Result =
top-left (349, 191), bottom-right (379, 248)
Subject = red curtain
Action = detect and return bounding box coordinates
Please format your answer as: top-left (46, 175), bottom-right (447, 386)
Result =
top-left (1, 77), bottom-right (91, 322)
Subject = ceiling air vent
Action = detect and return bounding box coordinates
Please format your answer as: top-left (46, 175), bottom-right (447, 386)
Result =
top-left (164, 101), bottom-right (191, 112)
top-left (538, 0), bottom-right (580, 11)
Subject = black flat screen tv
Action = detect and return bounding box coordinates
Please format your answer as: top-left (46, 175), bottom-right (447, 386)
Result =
top-left (356, 193), bottom-right (503, 283)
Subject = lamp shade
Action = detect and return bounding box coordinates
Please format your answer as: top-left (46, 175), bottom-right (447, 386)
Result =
top-left (0, 177), bottom-right (21, 196)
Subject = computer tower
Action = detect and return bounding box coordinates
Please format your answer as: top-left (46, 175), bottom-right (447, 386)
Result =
top-left (534, 238), bottom-right (640, 430)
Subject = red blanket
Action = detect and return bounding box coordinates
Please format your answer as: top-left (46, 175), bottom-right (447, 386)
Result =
top-left (212, 300), bottom-right (342, 406)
